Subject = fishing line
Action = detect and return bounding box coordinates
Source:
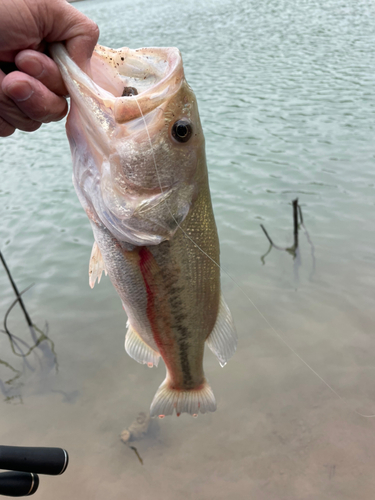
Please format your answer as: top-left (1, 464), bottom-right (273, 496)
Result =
top-left (133, 98), bottom-right (375, 419)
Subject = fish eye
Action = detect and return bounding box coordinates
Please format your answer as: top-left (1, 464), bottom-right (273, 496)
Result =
top-left (171, 119), bottom-right (193, 143)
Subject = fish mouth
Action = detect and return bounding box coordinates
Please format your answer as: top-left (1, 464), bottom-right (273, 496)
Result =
top-left (94, 45), bottom-right (184, 124)
top-left (51, 43), bottom-right (194, 245)
top-left (50, 43), bottom-right (184, 126)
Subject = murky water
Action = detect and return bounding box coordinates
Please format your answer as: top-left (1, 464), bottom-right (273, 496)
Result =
top-left (1, 0), bottom-right (375, 498)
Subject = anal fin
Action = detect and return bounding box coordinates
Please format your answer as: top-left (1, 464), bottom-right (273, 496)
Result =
top-left (89, 241), bottom-right (107, 289)
top-left (206, 294), bottom-right (237, 367)
top-left (125, 322), bottom-right (160, 368)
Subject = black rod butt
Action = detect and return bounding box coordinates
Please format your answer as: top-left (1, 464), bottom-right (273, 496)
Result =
top-left (0, 472), bottom-right (39, 497)
top-left (0, 446), bottom-right (68, 476)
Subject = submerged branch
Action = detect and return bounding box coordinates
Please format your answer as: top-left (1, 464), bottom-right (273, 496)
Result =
top-left (0, 251), bottom-right (58, 383)
top-left (260, 224), bottom-right (288, 251)
top-left (129, 446), bottom-right (143, 465)
top-left (2, 285), bottom-right (34, 354)
top-left (0, 358), bottom-right (22, 386)
top-left (260, 243), bottom-right (273, 266)
top-left (121, 412), bottom-right (151, 465)
top-left (298, 204), bottom-right (316, 279)
top-left (0, 251), bottom-right (33, 327)
top-left (260, 198), bottom-right (308, 263)
top-left (298, 204), bottom-right (304, 225)
top-left (292, 198), bottom-right (299, 250)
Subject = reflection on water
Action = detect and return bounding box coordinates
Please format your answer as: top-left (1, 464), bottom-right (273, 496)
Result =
top-left (0, 252), bottom-right (58, 404)
top-left (0, 320), bottom-right (58, 402)
top-left (1, 0), bottom-right (375, 498)
top-left (260, 199), bottom-right (316, 285)
top-left (0, 359), bottom-right (22, 404)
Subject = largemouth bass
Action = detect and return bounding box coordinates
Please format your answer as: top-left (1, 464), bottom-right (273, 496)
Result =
top-left (51, 43), bottom-right (237, 417)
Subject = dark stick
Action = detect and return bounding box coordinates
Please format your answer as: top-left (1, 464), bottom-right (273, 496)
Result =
top-left (260, 224), bottom-right (274, 246)
top-left (3, 287), bottom-right (34, 356)
top-left (260, 243), bottom-right (273, 265)
top-left (129, 446), bottom-right (143, 465)
top-left (260, 224), bottom-right (287, 251)
top-left (297, 204), bottom-right (316, 278)
top-left (260, 199), bottom-right (303, 262)
top-left (298, 204), bottom-right (304, 225)
top-left (292, 198), bottom-right (299, 250)
top-left (0, 251), bottom-right (33, 327)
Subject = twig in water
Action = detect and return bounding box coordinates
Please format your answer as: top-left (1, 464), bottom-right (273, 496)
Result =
top-left (260, 243), bottom-right (272, 266)
top-left (260, 225), bottom-right (287, 251)
top-left (297, 204), bottom-right (316, 279)
top-left (292, 198), bottom-right (299, 250)
top-left (2, 285), bottom-right (34, 355)
top-left (260, 198), bottom-right (302, 261)
top-left (0, 359), bottom-right (22, 386)
top-left (0, 250), bottom-right (58, 367)
top-left (120, 411), bottom-right (151, 465)
top-left (298, 204), bottom-right (304, 225)
top-left (129, 446), bottom-right (143, 465)
top-left (0, 251), bottom-right (33, 328)
top-left (260, 225), bottom-right (274, 247)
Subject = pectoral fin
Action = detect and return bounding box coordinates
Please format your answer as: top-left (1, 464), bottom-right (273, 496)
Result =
top-left (89, 241), bottom-right (107, 289)
top-left (206, 294), bottom-right (237, 367)
top-left (125, 322), bottom-right (160, 368)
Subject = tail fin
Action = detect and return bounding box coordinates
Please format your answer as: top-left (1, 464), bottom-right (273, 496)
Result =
top-left (150, 377), bottom-right (217, 417)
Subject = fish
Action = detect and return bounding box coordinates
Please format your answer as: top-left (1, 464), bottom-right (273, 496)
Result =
top-left (51, 43), bottom-right (237, 417)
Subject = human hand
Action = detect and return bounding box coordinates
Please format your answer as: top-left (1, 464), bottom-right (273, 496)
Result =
top-left (0, 0), bottom-right (99, 137)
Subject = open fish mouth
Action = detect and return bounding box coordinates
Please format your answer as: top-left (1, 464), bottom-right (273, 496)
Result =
top-left (93, 45), bottom-right (184, 124)
top-left (51, 44), bottom-right (184, 125)
top-left (51, 43), bottom-right (199, 246)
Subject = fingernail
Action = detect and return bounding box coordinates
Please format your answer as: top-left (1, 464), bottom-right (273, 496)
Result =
top-left (5, 81), bottom-right (34, 102)
top-left (19, 55), bottom-right (44, 78)
top-left (28, 59), bottom-right (44, 78)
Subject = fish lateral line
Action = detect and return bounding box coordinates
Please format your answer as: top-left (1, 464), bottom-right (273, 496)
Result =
top-left (133, 96), bottom-right (375, 420)
top-left (138, 246), bottom-right (194, 388)
top-left (138, 246), bottom-right (178, 366)
top-left (138, 246), bottom-right (165, 354)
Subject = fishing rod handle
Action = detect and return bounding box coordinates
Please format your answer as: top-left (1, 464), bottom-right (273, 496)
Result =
top-left (0, 472), bottom-right (39, 497)
top-left (0, 446), bottom-right (68, 476)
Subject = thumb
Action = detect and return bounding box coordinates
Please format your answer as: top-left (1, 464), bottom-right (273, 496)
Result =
top-left (43, 0), bottom-right (99, 69)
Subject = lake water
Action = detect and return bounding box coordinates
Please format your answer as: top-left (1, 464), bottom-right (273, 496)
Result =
top-left (1, 0), bottom-right (375, 498)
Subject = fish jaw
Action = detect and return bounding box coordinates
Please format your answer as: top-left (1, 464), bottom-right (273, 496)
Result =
top-left (51, 43), bottom-right (204, 246)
